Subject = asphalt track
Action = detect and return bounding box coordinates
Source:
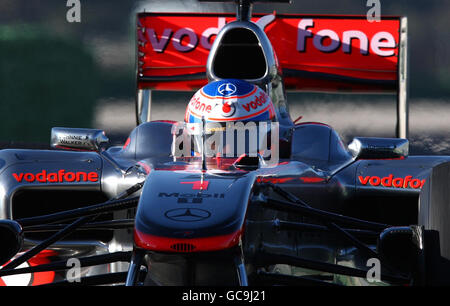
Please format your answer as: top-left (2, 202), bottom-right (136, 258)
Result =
top-left (94, 97), bottom-right (450, 156)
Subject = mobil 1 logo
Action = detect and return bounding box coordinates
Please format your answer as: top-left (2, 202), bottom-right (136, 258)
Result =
top-left (158, 192), bottom-right (225, 204)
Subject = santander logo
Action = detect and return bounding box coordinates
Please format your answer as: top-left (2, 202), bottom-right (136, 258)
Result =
top-left (12, 170), bottom-right (99, 183)
top-left (358, 174), bottom-right (425, 189)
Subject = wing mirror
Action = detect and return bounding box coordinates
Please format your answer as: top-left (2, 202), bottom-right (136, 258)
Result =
top-left (0, 220), bottom-right (23, 266)
top-left (51, 127), bottom-right (109, 152)
top-left (348, 137), bottom-right (408, 160)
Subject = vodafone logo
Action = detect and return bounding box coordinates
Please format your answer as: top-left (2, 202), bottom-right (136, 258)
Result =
top-left (146, 18), bottom-right (226, 52)
top-left (143, 15), bottom-right (275, 53)
top-left (12, 170), bottom-right (99, 183)
top-left (242, 92), bottom-right (268, 112)
top-left (358, 174), bottom-right (425, 189)
top-left (189, 96), bottom-right (212, 114)
top-left (143, 16), bottom-right (397, 57)
top-left (297, 19), bottom-right (396, 57)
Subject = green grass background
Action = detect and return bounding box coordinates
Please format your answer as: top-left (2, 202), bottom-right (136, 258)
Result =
top-left (0, 26), bottom-right (100, 143)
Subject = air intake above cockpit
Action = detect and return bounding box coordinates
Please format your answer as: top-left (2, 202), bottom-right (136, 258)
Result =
top-left (212, 27), bottom-right (267, 80)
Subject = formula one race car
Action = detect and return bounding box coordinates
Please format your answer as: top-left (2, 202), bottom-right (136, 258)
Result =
top-left (1, 0), bottom-right (450, 286)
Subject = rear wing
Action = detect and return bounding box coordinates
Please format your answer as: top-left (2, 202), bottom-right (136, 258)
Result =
top-left (136, 13), bottom-right (408, 137)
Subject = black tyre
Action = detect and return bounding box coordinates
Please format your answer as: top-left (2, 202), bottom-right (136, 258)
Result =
top-left (418, 161), bottom-right (450, 285)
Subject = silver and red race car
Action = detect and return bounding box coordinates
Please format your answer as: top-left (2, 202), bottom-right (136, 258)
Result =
top-left (0, 0), bottom-right (449, 286)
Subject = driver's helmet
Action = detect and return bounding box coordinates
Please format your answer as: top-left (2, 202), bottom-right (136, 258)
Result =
top-left (183, 79), bottom-right (276, 158)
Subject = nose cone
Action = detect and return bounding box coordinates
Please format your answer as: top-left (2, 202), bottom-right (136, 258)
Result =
top-left (134, 170), bottom-right (256, 252)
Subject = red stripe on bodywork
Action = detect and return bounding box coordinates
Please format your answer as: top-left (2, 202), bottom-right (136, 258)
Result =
top-left (151, 120), bottom-right (177, 124)
top-left (137, 161), bottom-right (152, 174)
top-left (122, 137), bottom-right (131, 150)
top-left (257, 177), bottom-right (295, 184)
top-left (134, 229), bottom-right (242, 252)
top-left (299, 177), bottom-right (326, 183)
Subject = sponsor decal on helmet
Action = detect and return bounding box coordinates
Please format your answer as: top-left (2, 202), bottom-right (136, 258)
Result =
top-left (187, 80), bottom-right (272, 122)
top-left (217, 83), bottom-right (237, 96)
top-left (358, 174), bottom-right (425, 189)
top-left (189, 95), bottom-right (213, 115)
top-left (241, 91), bottom-right (269, 112)
top-left (220, 102), bottom-right (236, 118)
top-left (12, 170), bottom-right (99, 183)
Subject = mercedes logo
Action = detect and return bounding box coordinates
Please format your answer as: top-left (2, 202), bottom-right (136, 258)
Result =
top-left (217, 83), bottom-right (237, 97)
top-left (165, 208), bottom-right (211, 222)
